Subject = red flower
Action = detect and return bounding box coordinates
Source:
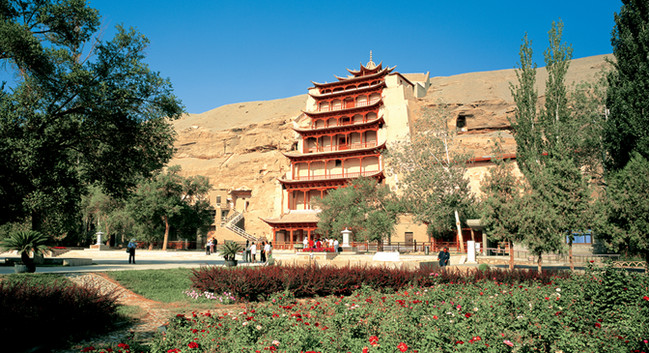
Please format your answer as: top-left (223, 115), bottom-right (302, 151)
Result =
top-left (643, 296), bottom-right (649, 301)
top-left (465, 313), bottom-right (472, 318)
top-left (188, 341), bottom-right (199, 349)
top-left (167, 350), bottom-right (180, 353)
top-left (362, 347), bottom-right (369, 353)
top-left (117, 343), bottom-right (129, 350)
top-left (81, 347), bottom-right (95, 352)
top-left (595, 322), bottom-right (601, 328)
top-left (369, 335), bottom-right (379, 346)
top-left (455, 340), bottom-right (464, 344)
top-left (398, 342), bottom-right (409, 352)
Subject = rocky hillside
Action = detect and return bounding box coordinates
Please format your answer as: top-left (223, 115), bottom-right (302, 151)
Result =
top-left (169, 54), bottom-right (611, 239)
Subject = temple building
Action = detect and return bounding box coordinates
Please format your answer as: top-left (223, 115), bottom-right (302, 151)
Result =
top-left (262, 55), bottom-right (424, 248)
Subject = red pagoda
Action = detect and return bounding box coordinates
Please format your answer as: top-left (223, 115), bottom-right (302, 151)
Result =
top-left (263, 54), bottom-right (415, 248)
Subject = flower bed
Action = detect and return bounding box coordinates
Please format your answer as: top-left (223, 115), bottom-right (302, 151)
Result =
top-left (191, 264), bottom-right (571, 302)
top-left (151, 264), bottom-right (649, 352)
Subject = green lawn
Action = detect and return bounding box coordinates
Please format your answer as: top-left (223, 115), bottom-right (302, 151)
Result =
top-left (105, 268), bottom-right (199, 303)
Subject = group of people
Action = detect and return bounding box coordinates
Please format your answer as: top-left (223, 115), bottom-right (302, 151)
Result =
top-left (205, 238), bottom-right (218, 255)
top-left (302, 236), bottom-right (340, 252)
top-left (244, 240), bottom-right (272, 264)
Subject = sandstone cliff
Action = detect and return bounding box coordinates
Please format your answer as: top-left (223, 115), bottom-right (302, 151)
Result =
top-left (169, 54), bottom-right (611, 240)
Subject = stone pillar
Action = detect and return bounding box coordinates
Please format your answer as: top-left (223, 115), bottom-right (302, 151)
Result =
top-left (341, 228), bottom-right (352, 248)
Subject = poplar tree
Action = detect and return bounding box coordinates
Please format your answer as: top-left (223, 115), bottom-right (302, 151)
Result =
top-left (510, 21), bottom-right (591, 271)
top-left (597, 0), bottom-right (649, 257)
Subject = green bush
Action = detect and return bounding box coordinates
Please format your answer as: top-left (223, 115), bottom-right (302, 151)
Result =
top-left (478, 263), bottom-right (490, 272)
top-left (0, 274), bottom-right (120, 352)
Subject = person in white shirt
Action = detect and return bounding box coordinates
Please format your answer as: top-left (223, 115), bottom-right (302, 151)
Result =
top-left (264, 242), bottom-right (271, 264)
top-left (250, 242), bottom-right (257, 263)
top-left (303, 236), bottom-right (308, 248)
top-left (333, 238), bottom-right (340, 253)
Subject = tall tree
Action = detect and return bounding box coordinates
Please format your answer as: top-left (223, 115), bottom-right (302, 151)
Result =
top-left (510, 21), bottom-right (591, 271)
top-left (0, 1), bottom-right (183, 237)
top-left (597, 0), bottom-right (649, 258)
top-left (603, 0), bottom-right (649, 170)
top-left (387, 104), bottom-right (475, 252)
top-left (127, 166), bottom-right (213, 250)
top-left (315, 177), bottom-right (398, 247)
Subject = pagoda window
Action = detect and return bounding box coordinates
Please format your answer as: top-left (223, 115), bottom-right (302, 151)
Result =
top-left (333, 87), bottom-right (344, 93)
top-left (366, 112), bottom-right (377, 121)
top-left (332, 99), bottom-right (342, 110)
top-left (305, 137), bottom-right (318, 153)
top-left (315, 119), bottom-right (326, 128)
top-left (356, 95), bottom-right (368, 107)
top-left (345, 85), bottom-right (356, 91)
top-left (369, 93), bottom-right (381, 104)
top-left (327, 117), bottom-right (337, 127)
top-left (352, 114), bottom-right (364, 124)
top-left (334, 159), bottom-right (342, 167)
top-left (340, 116), bottom-right (351, 126)
top-left (358, 82), bottom-right (369, 88)
top-left (344, 98), bottom-right (355, 109)
top-left (319, 101), bottom-right (330, 112)
top-left (349, 132), bottom-right (361, 147)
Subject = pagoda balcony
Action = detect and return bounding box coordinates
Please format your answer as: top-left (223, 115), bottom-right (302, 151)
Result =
top-left (289, 170), bottom-right (383, 182)
top-left (305, 141), bottom-right (377, 153)
top-left (316, 99), bottom-right (380, 113)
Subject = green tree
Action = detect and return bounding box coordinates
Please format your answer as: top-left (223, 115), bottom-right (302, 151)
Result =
top-left (127, 166), bottom-right (213, 250)
top-left (387, 104), bottom-right (475, 252)
top-left (315, 177), bottom-right (398, 247)
top-left (480, 143), bottom-right (522, 270)
top-left (0, 1), bottom-right (183, 237)
top-left (603, 0), bottom-right (648, 170)
top-left (597, 0), bottom-right (649, 258)
top-left (510, 21), bottom-right (592, 271)
top-left (596, 153), bottom-right (649, 257)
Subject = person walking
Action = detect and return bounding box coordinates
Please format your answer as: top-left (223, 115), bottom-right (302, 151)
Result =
top-left (250, 242), bottom-right (257, 263)
top-left (438, 247), bottom-right (450, 268)
top-left (127, 239), bottom-right (137, 264)
top-left (245, 240), bottom-right (251, 262)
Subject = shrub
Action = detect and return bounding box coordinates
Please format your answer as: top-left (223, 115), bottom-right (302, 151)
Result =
top-left (0, 275), bottom-right (120, 352)
top-left (191, 264), bottom-right (571, 302)
top-left (478, 263), bottom-right (490, 272)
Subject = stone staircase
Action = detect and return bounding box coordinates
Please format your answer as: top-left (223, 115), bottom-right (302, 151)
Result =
top-left (224, 211), bottom-right (259, 242)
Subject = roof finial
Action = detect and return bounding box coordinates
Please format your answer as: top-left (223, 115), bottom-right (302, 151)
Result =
top-left (366, 50), bottom-right (376, 69)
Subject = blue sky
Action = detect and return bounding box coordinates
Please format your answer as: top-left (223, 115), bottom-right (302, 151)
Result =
top-left (88, 1), bottom-right (620, 113)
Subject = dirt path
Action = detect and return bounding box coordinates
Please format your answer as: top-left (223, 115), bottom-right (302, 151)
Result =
top-left (53, 273), bottom-right (172, 352)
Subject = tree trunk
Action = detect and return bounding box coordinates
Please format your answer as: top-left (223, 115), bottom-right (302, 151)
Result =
top-left (537, 254), bottom-right (543, 273)
top-left (509, 240), bottom-right (515, 270)
top-left (568, 240), bottom-right (574, 271)
top-left (162, 215), bottom-right (170, 251)
top-left (454, 210), bottom-right (465, 253)
top-left (21, 251), bottom-right (35, 273)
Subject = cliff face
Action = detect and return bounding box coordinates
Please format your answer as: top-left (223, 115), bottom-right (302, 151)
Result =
top-left (169, 55), bottom-right (611, 240)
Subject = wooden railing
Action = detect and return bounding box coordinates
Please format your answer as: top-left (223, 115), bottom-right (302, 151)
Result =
top-left (293, 170), bottom-right (381, 181)
top-left (306, 141), bottom-right (377, 153)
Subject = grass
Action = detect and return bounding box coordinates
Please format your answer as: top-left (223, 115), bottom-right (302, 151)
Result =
top-left (105, 268), bottom-right (199, 303)
top-left (1, 272), bottom-right (72, 286)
